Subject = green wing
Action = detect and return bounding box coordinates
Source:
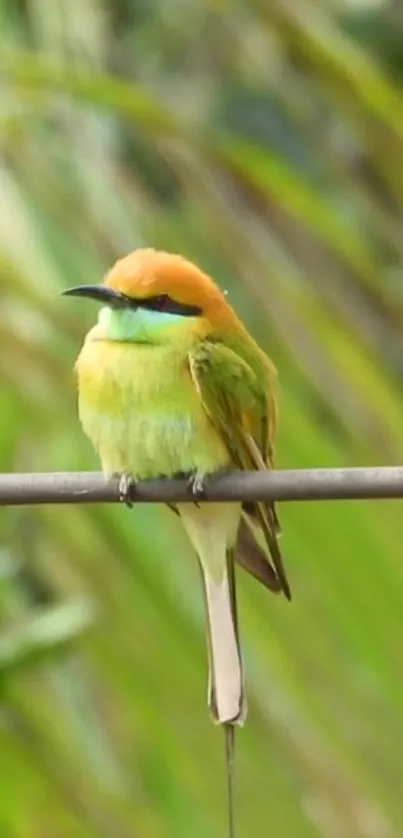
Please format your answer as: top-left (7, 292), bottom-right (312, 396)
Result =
top-left (189, 341), bottom-right (291, 600)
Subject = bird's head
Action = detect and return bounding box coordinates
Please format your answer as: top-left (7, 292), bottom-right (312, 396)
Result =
top-left (63, 248), bottom-right (235, 346)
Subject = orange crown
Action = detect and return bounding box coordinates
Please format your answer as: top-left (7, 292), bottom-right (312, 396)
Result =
top-left (105, 248), bottom-right (236, 327)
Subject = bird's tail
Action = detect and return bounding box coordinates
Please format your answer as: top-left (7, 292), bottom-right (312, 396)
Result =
top-left (201, 548), bottom-right (246, 726)
top-left (179, 502), bottom-right (243, 838)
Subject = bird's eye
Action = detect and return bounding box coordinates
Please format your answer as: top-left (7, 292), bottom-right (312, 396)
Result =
top-left (140, 294), bottom-right (202, 317)
top-left (151, 294), bottom-right (171, 311)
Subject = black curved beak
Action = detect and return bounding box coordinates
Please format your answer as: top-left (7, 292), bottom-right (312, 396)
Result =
top-left (62, 285), bottom-right (131, 307)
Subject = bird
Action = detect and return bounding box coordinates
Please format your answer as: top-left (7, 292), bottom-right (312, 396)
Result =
top-left (63, 248), bottom-right (291, 834)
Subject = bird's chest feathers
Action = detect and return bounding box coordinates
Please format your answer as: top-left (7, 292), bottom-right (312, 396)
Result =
top-left (77, 337), bottom-right (228, 478)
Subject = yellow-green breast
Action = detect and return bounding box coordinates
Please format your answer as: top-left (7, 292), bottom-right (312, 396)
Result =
top-left (76, 337), bottom-right (230, 479)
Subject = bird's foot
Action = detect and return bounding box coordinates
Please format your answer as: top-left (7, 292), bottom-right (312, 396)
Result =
top-left (118, 473), bottom-right (137, 509)
top-left (187, 472), bottom-right (206, 505)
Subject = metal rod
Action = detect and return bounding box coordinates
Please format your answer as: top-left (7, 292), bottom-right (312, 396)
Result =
top-left (0, 467), bottom-right (403, 506)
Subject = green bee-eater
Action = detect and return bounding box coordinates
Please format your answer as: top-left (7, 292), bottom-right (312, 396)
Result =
top-left (64, 247), bottom-right (290, 732)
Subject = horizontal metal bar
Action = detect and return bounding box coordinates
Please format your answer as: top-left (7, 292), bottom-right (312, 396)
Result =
top-left (0, 467), bottom-right (403, 506)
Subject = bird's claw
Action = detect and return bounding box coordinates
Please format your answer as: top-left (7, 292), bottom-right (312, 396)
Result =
top-left (187, 472), bottom-right (206, 504)
top-left (118, 474), bottom-right (136, 508)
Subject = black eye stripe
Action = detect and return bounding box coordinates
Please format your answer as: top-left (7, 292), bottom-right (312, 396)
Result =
top-left (126, 294), bottom-right (202, 317)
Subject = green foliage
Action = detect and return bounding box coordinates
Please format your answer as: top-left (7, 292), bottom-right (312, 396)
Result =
top-left (1, 0), bottom-right (403, 835)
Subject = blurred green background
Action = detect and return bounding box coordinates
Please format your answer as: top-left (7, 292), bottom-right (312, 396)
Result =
top-left (2, 0), bottom-right (403, 835)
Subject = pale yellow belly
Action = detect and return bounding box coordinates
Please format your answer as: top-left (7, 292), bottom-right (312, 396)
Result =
top-left (76, 339), bottom-right (230, 479)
